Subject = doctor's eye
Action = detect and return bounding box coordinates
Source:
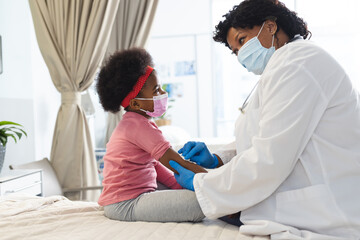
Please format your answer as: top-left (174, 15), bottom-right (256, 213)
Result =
top-left (239, 37), bottom-right (245, 45)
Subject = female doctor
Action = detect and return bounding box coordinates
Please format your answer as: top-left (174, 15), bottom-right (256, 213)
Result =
top-left (169, 0), bottom-right (360, 239)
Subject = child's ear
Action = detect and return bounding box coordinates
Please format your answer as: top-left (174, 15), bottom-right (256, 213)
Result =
top-left (129, 99), bottom-right (141, 110)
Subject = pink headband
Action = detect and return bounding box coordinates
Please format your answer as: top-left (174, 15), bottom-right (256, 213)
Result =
top-left (121, 66), bottom-right (154, 108)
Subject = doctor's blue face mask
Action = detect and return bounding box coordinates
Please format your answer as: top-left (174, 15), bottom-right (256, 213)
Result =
top-left (237, 22), bottom-right (275, 75)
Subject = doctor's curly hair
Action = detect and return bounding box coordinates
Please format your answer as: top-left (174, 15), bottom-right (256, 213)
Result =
top-left (96, 48), bottom-right (154, 113)
top-left (213, 0), bottom-right (311, 49)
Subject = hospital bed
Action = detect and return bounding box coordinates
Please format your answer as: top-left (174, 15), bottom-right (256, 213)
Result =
top-left (1, 158), bottom-right (269, 240)
top-left (0, 127), bottom-right (269, 240)
top-left (0, 194), bottom-right (269, 240)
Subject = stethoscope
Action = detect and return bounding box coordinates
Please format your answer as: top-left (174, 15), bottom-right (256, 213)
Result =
top-left (238, 35), bottom-right (302, 114)
top-left (238, 80), bottom-right (259, 114)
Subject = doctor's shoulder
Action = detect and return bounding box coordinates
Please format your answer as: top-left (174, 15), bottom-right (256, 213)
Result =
top-left (272, 40), bottom-right (342, 73)
top-left (274, 40), bottom-right (323, 62)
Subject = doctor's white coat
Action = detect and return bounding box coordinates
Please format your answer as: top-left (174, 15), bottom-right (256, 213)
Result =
top-left (194, 39), bottom-right (360, 239)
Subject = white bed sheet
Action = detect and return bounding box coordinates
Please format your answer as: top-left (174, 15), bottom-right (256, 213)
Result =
top-left (0, 194), bottom-right (269, 240)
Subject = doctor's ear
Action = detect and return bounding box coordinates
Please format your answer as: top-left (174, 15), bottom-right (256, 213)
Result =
top-left (265, 20), bottom-right (277, 35)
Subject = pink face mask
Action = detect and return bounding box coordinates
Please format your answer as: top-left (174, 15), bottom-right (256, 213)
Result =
top-left (135, 93), bottom-right (168, 118)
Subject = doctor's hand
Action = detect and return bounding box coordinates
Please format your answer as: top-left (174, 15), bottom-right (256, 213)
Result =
top-left (169, 160), bottom-right (195, 191)
top-left (178, 141), bottom-right (219, 169)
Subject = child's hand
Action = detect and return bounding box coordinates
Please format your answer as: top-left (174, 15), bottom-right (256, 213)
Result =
top-left (178, 142), bottom-right (218, 168)
top-left (169, 160), bottom-right (195, 191)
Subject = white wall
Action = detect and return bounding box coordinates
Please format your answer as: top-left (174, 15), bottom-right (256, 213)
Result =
top-left (0, 0), bottom-right (58, 169)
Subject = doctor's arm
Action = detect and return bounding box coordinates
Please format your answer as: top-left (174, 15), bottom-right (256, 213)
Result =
top-left (193, 64), bottom-right (329, 219)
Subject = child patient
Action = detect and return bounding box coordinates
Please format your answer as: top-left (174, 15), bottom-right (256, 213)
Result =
top-left (96, 48), bottom-right (206, 222)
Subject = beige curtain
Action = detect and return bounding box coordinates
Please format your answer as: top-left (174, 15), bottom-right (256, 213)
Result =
top-left (29, 0), bottom-right (120, 201)
top-left (105, 0), bottom-right (159, 143)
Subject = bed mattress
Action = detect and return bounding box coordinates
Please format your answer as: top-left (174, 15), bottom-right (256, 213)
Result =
top-left (0, 194), bottom-right (269, 240)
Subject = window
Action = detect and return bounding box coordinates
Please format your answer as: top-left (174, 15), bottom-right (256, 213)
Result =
top-left (147, 0), bottom-right (214, 138)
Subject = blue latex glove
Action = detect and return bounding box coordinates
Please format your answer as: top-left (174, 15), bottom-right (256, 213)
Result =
top-left (178, 141), bottom-right (218, 168)
top-left (169, 160), bottom-right (195, 191)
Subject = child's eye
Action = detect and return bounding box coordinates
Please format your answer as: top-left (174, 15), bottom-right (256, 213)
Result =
top-left (154, 86), bottom-right (160, 94)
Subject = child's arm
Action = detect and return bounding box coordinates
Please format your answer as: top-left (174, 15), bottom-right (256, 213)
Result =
top-left (155, 163), bottom-right (182, 189)
top-left (159, 147), bottom-right (208, 174)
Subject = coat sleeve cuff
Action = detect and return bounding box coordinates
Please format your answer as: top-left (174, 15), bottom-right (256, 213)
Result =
top-left (193, 173), bottom-right (218, 219)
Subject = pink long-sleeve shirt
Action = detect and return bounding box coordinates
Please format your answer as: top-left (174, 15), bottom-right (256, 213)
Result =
top-left (98, 112), bottom-right (181, 206)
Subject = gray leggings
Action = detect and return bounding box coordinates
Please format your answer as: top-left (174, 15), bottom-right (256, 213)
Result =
top-left (104, 189), bottom-right (205, 222)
